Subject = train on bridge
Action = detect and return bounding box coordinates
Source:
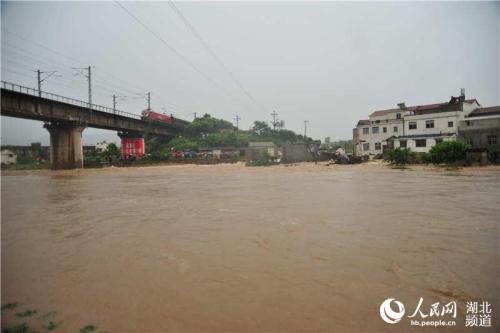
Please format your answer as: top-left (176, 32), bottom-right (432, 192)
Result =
top-left (121, 109), bottom-right (176, 160)
top-left (141, 109), bottom-right (174, 125)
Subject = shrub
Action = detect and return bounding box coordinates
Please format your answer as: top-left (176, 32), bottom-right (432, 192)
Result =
top-left (83, 156), bottom-right (104, 168)
top-left (246, 150), bottom-right (272, 167)
top-left (384, 148), bottom-right (416, 165)
top-left (429, 140), bottom-right (469, 164)
top-left (167, 137), bottom-right (198, 151)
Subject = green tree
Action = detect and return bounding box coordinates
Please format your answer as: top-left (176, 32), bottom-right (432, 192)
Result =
top-left (246, 150), bottom-right (272, 167)
top-left (104, 142), bottom-right (120, 158)
top-left (145, 136), bottom-right (170, 161)
top-left (251, 121), bottom-right (272, 136)
top-left (385, 147), bottom-right (416, 165)
top-left (167, 137), bottom-right (199, 151)
top-left (184, 115), bottom-right (234, 137)
top-left (429, 140), bottom-right (470, 164)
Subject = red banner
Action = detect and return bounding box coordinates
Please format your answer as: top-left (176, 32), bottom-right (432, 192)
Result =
top-left (121, 138), bottom-right (145, 159)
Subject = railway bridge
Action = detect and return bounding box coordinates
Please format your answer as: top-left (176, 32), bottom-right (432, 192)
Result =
top-left (1, 81), bottom-right (189, 169)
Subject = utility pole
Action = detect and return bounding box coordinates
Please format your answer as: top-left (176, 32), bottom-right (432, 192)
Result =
top-left (193, 112), bottom-right (197, 119)
top-left (73, 66), bottom-right (92, 118)
top-left (234, 115), bottom-right (241, 131)
top-left (147, 92), bottom-right (151, 110)
top-left (36, 69), bottom-right (58, 97)
top-left (113, 94), bottom-right (117, 114)
top-left (271, 110), bottom-right (278, 130)
top-left (304, 120), bottom-right (308, 138)
top-left (37, 70), bottom-right (41, 96)
top-left (87, 66), bottom-right (92, 110)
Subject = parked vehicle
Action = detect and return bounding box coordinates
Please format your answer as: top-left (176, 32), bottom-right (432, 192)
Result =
top-left (141, 109), bottom-right (173, 125)
top-left (183, 151), bottom-right (197, 158)
top-left (170, 147), bottom-right (184, 158)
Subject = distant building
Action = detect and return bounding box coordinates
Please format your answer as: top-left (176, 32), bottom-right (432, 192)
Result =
top-left (198, 147), bottom-right (241, 159)
top-left (458, 106), bottom-right (500, 159)
top-left (0, 143), bottom-right (50, 161)
top-left (96, 141), bottom-right (109, 153)
top-left (83, 145), bottom-right (97, 156)
top-left (246, 142), bottom-right (279, 161)
top-left (1, 149), bottom-right (17, 165)
top-left (353, 91), bottom-right (485, 155)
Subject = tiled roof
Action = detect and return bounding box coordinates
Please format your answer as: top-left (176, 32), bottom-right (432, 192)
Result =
top-left (370, 108), bottom-right (407, 117)
top-left (371, 97), bottom-right (480, 117)
top-left (468, 106), bottom-right (500, 117)
top-left (464, 99), bottom-right (479, 104)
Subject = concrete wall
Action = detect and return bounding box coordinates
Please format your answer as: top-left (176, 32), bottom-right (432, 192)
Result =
top-left (281, 143), bottom-right (315, 163)
top-left (403, 111), bottom-right (460, 138)
top-left (393, 135), bottom-right (455, 153)
top-left (459, 117), bottom-right (500, 153)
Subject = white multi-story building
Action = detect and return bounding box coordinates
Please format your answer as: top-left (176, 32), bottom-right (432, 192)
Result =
top-left (353, 93), bottom-right (481, 155)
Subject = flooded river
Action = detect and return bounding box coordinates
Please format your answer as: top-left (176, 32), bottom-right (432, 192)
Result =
top-left (1, 163), bottom-right (499, 332)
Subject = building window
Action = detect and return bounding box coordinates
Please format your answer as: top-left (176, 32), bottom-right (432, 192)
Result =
top-left (425, 120), bottom-right (434, 128)
top-left (383, 127), bottom-right (387, 133)
top-left (393, 126), bottom-right (398, 133)
top-left (396, 113), bottom-right (401, 119)
top-left (448, 121), bottom-right (453, 128)
top-left (416, 139), bottom-right (427, 147)
top-left (409, 122), bottom-right (417, 130)
top-left (487, 135), bottom-right (497, 145)
top-left (375, 143), bottom-right (381, 150)
top-left (400, 140), bottom-right (407, 148)
top-left (435, 139), bottom-right (443, 144)
top-left (372, 127), bottom-right (379, 134)
top-left (375, 120), bottom-right (380, 124)
top-left (362, 127), bottom-right (369, 135)
top-left (363, 143), bottom-right (370, 151)
top-left (466, 121), bottom-right (473, 126)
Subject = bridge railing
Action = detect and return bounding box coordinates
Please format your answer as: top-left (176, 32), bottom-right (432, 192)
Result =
top-left (1, 81), bottom-right (141, 120)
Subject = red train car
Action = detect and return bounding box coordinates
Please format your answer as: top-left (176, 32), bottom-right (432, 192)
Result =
top-left (141, 109), bottom-right (173, 124)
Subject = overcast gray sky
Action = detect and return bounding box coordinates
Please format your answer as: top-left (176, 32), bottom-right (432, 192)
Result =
top-left (1, 1), bottom-right (499, 145)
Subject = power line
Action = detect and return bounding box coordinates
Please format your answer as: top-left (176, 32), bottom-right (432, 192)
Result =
top-left (2, 50), bottom-right (140, 98)
top-left (114, 1), bottom-right (240, 104)
top-left (3, 29), bottom-right (193, 116)
top-left (1, 67), bottom-right (37, 80)
top-left (168, 0), bottom-right (267, 113)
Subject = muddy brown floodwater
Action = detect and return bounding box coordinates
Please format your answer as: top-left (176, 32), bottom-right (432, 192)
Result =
top-left (1, 162), bottom-right (499, 332)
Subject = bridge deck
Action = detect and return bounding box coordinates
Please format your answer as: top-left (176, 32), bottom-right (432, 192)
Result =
top-left (1, 81), bottom-right (188, 137)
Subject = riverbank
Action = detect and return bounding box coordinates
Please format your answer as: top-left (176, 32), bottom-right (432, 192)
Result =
top-left (2, 159), bottom-right (500, 177)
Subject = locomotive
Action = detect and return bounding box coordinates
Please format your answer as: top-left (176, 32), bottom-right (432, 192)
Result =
top-left (141, 109), bottom-right (174, 124)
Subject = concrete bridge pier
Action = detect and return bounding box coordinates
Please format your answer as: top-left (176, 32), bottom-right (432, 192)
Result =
top-left (118, 131), bottom-right (145, 160)
top-left (44, 121), bottom-right (86, 170)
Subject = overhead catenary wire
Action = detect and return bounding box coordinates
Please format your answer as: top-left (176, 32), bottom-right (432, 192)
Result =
top-left (167, 0), bottom-right (267, 114)
top-left (114, 1), bottom-right (248, 109)
top-left (1, 58), bottom-right (133, 98)
top-left (2, 29), bottom-right (193, 116)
